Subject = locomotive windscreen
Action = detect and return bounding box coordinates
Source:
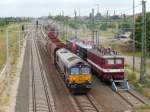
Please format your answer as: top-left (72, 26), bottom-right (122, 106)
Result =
top-left (107, 58), bottom-right (123, 64)
top-left (81, 67), bottom-right (90, 74)
top-left (70, 68), bottom-right (79, 75)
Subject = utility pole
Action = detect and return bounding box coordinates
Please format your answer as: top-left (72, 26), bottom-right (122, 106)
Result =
top-left (96, 4), bottom-right (100, 13)
top-left (65, 17), bottom-right (68, 41)
top-left (74, 10), bottom-right (77, 38)
top-left (78, 8), bottom-right (80, 17)
top-left (132, 0), bottom-right (135, 73)
top-left (140, 0), bottom-right (146, 83)
top-left (18, 31), bottom-right (22, 57)
top-left (123, 14), bottom-right (126, 22)
top-left (106, 10), bottom-right (109, 28)
top-left (6, 30), bottom-right (9, 63)
top-left (96, 30), bottom-right (98, 48)
top-left (78, 8), bottom-right (81, 37)
top-left (114, 10), bottom-right (116, 16)
top-left (92, 8), bottom-right (95, 44)
top-left (95, 4), bottom-right (100, 48)
top-left (62, 10), bottom-right (64, 38)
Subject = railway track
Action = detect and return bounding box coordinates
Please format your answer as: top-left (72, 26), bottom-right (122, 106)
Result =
top-left (117, 90), bottom-right (147, 108)
top-left (37, 31), bottom-right (77, 112)
top-left (73, 93), bottom-right (103, 112)
top-left (29, 35), bottom-right (55, 112)
top-left (38, 29), bottom-right (104, 112)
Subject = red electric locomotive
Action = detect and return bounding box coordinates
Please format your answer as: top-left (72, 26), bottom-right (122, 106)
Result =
top-left (66, 38), bottom-right (130, 91)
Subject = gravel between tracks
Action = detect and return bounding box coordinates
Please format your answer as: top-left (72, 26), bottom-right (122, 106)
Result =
top-left (15, 40), bottom-right (30, 112)
top-left (29, 39), bottom-right (55, 112)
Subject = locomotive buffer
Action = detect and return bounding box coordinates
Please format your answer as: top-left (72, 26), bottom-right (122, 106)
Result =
top-left (111, 78), bottom-right (130, 91)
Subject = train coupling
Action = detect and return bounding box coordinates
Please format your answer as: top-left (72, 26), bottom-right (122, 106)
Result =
top-left (111, 79), bottom-right (130, 91)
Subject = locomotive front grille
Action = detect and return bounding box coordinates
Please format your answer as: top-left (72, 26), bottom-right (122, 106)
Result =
top-left (69, 75), bottom-right (91, 84)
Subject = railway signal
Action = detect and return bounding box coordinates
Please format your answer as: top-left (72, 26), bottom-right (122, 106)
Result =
top-left (22, 25), bottom-right (24, 31)
top-left (21, 25), bottom-right (25, 38)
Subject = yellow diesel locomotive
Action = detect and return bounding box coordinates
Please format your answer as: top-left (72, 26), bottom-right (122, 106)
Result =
top-left (56, 48), bottom-right (92, 93)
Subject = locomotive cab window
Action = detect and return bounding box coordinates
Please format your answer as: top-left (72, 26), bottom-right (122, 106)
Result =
top-left (107, 59), bottom-right (115, 64)
top-left (116, 59), bottom-right (123, 64)
top-left (81, 67), bottom-right (90, 74)
top-left (70, 68), bottom-right (79, 75)
top-left (107, 58), bottom-right (123, 64)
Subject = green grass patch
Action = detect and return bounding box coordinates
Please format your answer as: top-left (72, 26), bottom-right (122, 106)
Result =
top-left (134, 104), bottom-right (150, 112)
top-left (125, 68), bottom-right (137, 82)
top-left (133, 82), bottom-right (144, 93)
top-left (125, 67), bottom-right (150, 98)
top-left (122, 51), bottom-right (141, 57)
top-left (0, 23), bottom-right (22, 70)
top-left (100, 28), bottom-right (115, 37)
top-left (132, 81), bottom-right (150, 99)
top-left (0, 27), bottom-right (7, 70)
top-left (147, 63), bottom-right (150, 68)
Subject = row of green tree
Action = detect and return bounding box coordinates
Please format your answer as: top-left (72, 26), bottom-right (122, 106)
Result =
top-left (0, 18), bottom-right (9, 26)
top-left (0, 17), bottom-right (29, 27)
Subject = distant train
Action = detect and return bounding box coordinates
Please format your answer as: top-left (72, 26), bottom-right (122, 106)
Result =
top-left (46, 28), bottom-right (92, 93)
top-left (66, 38), bottom-right (130, 91)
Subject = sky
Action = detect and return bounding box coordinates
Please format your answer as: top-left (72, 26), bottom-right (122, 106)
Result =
top-left (0, 0), bottom-right (150, 17)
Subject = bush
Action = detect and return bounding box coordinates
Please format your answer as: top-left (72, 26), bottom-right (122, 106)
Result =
top-left (126, 70), bottom-right (137, 82)
top-left (100, 23), bottom-right (107, 31)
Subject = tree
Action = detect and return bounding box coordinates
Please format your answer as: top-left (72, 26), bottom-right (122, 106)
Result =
top-left (135, 12), bottom-right (150, 56)
top-left (119, 22), bottom-right (131, 33)
top-left (100, 23), bottom-right (107, 31)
